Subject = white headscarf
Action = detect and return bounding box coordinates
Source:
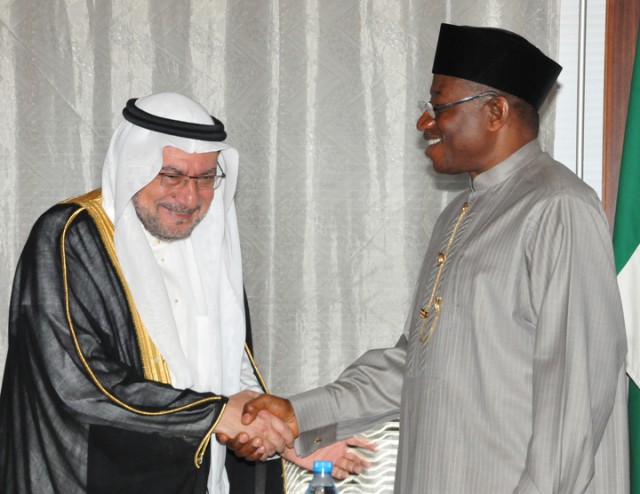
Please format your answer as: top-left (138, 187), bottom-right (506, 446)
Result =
top-left (101, 92), bottom-right (246, 399)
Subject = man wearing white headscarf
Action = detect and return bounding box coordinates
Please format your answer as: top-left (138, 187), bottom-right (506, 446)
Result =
top-left (0, 93), bottom-right (291, 494)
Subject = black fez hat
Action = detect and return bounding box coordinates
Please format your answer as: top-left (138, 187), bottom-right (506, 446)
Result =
top-left (432, 23), bottom-right (562, 110)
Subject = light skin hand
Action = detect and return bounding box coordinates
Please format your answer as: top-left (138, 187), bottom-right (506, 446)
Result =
top-left (218, 394), bottom-right (299, 461)
top-left (283, 436), bottom-right (377, 480)
top-left (218, 430), bottom-right (262, 461)
top-left (213, 390), bottom-right (294, 459)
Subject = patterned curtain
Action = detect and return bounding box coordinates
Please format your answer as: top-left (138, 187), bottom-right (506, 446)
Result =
top-left (0, 0), bottom-right (561, 390)
top-left (0, 4), bottom-right (559, 489)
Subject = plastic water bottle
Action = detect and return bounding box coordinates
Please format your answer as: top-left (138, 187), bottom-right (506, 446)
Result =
top-left (305, 460), bottom-right (338, 493)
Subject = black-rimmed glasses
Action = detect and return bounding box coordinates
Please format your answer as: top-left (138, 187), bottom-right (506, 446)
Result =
top-left (419, 91), bottom-right (498, 119)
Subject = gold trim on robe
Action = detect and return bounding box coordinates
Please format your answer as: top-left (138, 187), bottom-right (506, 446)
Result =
top-left (61, 189), bottom-right (286, 475)
top-left (63, 189), bottom-right (172, 384)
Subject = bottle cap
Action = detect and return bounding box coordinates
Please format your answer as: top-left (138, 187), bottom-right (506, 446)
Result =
top-left (312, 460), bottom-right (333, 474)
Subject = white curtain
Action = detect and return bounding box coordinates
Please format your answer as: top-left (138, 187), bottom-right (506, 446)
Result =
top-left (0, 0), bottom-right (559, 398)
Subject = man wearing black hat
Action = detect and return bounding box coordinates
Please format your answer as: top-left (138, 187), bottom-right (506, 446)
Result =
top-left (230, 24), bottom-right (629, 493)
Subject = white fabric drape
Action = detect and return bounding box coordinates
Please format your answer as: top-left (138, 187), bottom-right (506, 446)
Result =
top-left (0, 0), bottom-right (559, 399)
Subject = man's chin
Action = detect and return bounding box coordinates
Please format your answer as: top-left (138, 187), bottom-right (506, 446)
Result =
top-left (145, 221), bottom-right (200, 242)
top-left (426, 151), bottom-right (442, 171)
top-left (430, 160), bottom-right (447, 174)
top-left (134, 200), bottom-right (204, 241)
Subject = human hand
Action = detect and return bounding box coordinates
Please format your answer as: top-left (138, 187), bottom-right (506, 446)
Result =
top-left (242, 394), bottom-right (299, 437)
top-left (217, 393), bottom-right (299, 461)
top-left (283, 436), bottom-right (377, 480)
top-left (214, 390), bottom-right (294, 459)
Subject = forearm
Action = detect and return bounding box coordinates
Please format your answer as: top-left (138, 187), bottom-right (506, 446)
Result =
top-left (291, 340), bottom-right (405, 455)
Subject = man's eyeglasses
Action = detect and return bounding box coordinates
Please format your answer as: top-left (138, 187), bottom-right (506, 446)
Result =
top-left (158, 163), bottom-right (226, 190)
top-left (419, 91), bottom-right (498, 119)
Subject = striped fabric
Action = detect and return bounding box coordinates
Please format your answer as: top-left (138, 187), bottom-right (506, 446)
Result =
top-left (284, 420), bottom-right (399, 493)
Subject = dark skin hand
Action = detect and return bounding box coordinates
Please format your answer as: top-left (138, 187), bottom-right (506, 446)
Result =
top-left (216, 394), bottom-right (299, 461)
top-left (217, 394), bottom-right (377, 479)
top-left (282, 437), bottom-right (376, 479)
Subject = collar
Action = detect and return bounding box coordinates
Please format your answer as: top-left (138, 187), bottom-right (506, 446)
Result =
top-left (469, 139), bottom-right (542, 192)
top-left (142, 227), bottom-right (166, 248)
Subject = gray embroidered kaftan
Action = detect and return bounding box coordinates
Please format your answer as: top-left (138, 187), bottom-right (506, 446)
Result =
top-left (291, 140), bottom-right (629, 493)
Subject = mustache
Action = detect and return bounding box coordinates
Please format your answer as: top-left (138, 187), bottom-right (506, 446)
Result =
top-left (158, 202), bottom-right (201, 214)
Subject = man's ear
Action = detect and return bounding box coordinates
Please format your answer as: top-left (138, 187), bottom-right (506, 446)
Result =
top-left (486, 95), bottom-right (510, 132)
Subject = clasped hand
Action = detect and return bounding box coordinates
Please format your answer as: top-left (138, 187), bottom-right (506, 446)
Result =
top-left (213, 390), bottom-right (295, 459)
top-left (217, 393), bottom-right (376, 479)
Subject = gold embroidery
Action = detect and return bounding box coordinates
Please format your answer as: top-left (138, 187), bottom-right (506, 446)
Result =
top-left (64, 189), bottom-right (171, 383)
top-left (63, 190), bottom-right (289, 474)
top-left (61, 190), bottom-right (223, 469)
top-left (419, 202), bottom-right (468, 345)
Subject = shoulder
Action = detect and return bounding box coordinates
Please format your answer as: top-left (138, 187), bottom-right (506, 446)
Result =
top-left (26, 189), bottom-right (105, 250)
top-left (517, 157), bottom-right (612, 253)
top-left (525, 154), bottom-right (599, 204)
top-left (519, 154), bottom-right (606, 224)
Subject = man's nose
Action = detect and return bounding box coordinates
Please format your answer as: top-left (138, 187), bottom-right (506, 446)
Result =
top-left (416, 110), bottom-right (435, 131)
top-left (174, 179), bottom-right (201, 208)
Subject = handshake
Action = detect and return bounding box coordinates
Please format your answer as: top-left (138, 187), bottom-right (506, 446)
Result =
top-left (214, 390), bottom-right (375, 479)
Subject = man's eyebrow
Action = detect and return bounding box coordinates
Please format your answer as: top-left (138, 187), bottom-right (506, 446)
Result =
top-left (159, 165), bottom-right (217, 175)
top-left (159, 165), bottom-right (182, 174)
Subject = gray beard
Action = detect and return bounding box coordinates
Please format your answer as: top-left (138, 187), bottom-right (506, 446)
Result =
top-left (132, 194), bottom-right (202, 241)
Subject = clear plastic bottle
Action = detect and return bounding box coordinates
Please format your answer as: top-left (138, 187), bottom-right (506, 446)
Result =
top-left (305, 460), bottom-right (338, 494)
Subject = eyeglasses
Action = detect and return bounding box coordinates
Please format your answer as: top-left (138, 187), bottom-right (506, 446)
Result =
top-left (158, 163), bottom-right (226, 190)
top-left (419, 91), bottom-right (498, 119)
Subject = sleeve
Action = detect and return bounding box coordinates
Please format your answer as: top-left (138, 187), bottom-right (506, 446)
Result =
top-left (513, 195), bottom-right (627, 493)
top-left (20, 209), bottom-right (226, 443)
top-left (290, 335), bottom-right (406, 456)
top-left (239, 289), bottom-right (266, 393)
top-left (240, 351), bottom-right (262, 392)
